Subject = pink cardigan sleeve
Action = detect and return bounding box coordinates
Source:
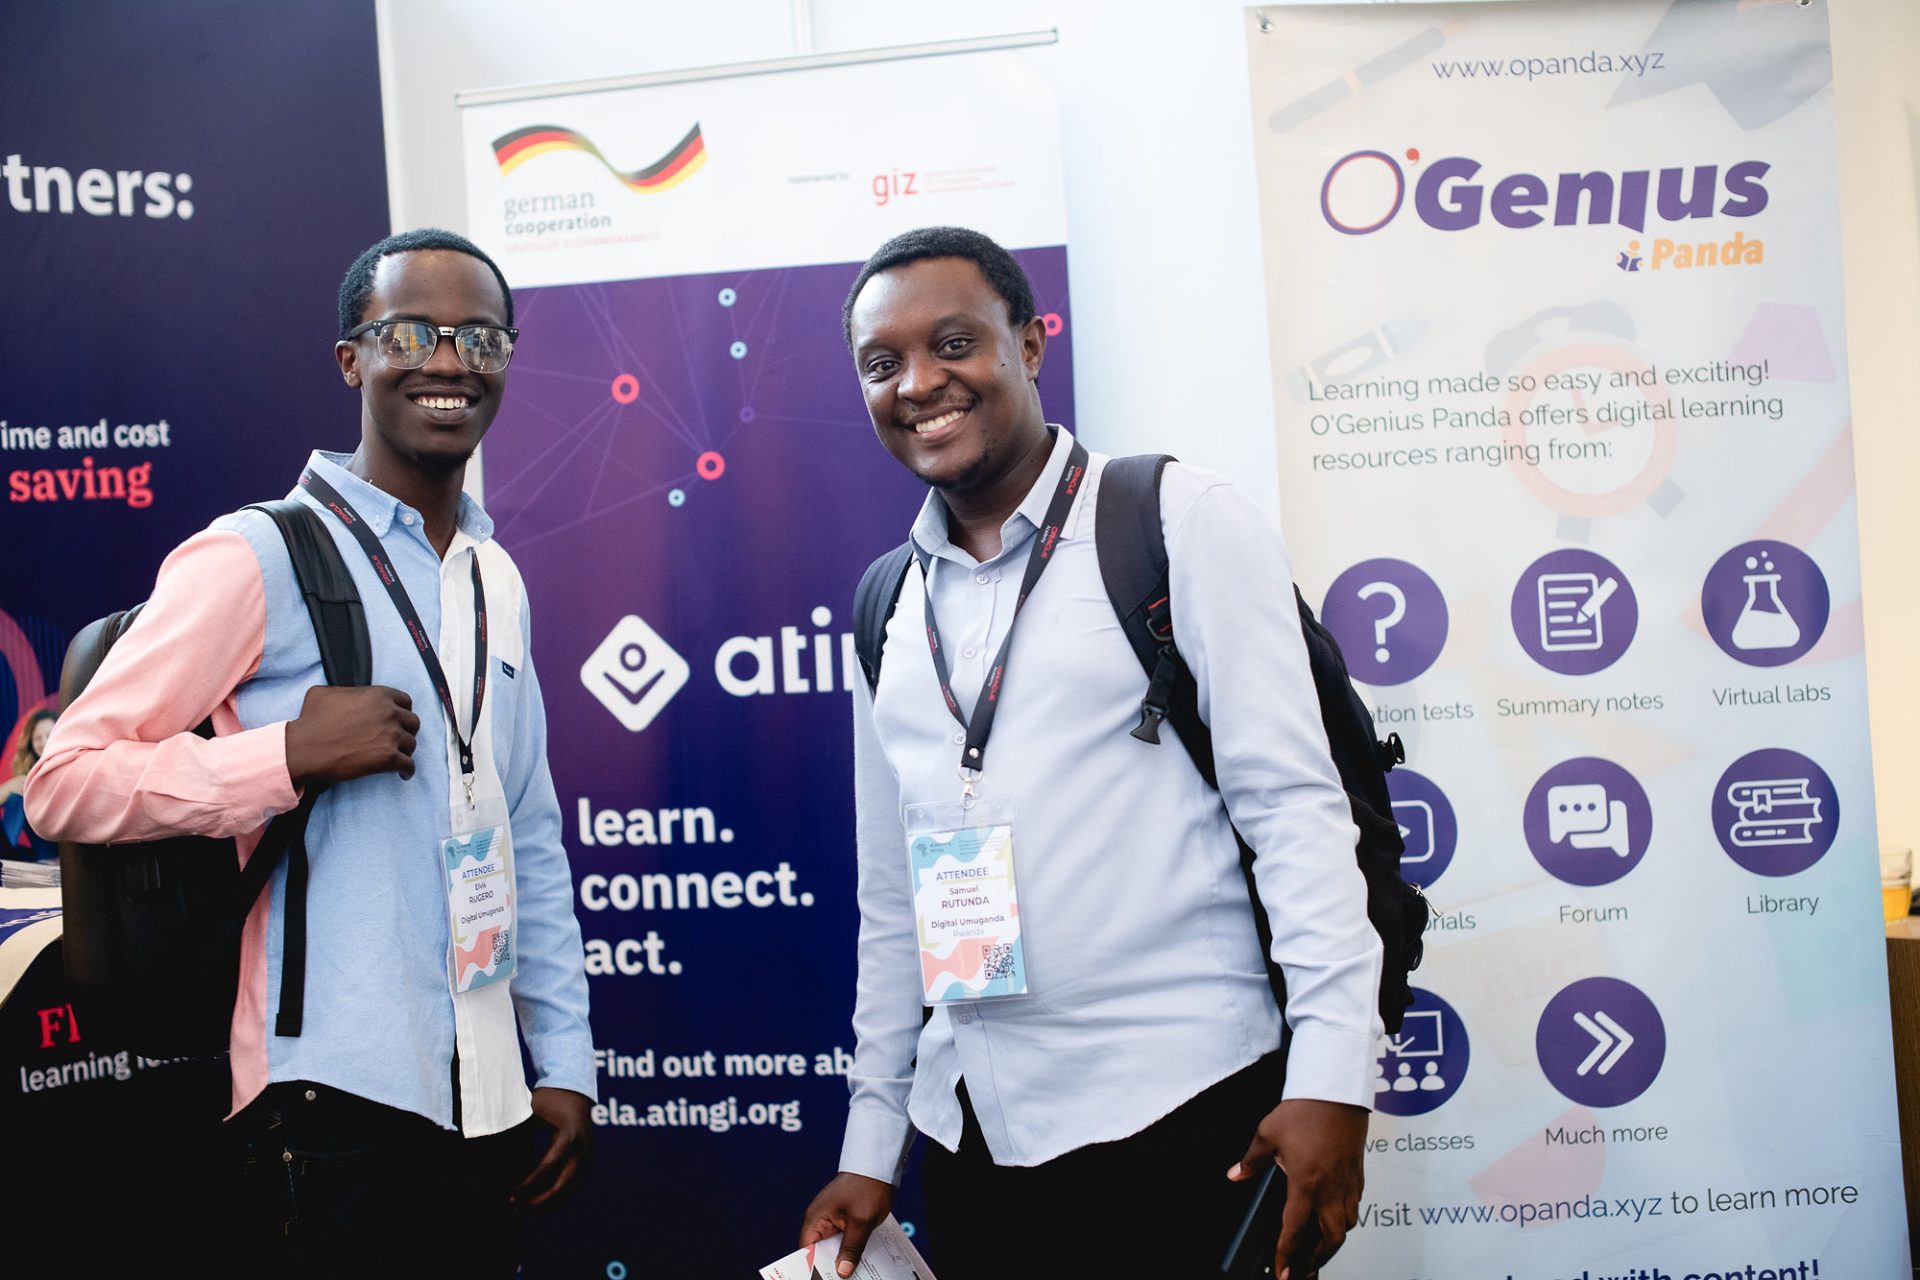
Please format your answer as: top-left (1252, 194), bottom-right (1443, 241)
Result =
top-left (24, 528), bottom-right (300, 844)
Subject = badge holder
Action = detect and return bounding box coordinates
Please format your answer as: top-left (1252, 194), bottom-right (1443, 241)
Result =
top-left (440, 795), bottom-right (517, 995)
top-left (904, 780), bottom-right (1027, 1006)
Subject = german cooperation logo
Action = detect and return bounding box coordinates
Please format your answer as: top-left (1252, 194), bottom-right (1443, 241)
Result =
top-left (492, 122), bottom-right (705, 238)
top-left (1318, 147), bottom-right (1772, 272)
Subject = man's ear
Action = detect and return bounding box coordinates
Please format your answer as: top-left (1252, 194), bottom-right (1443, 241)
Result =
top-left (1019, 314), bottom-right (1048, 381)
top-left (336, 339), bottom-right (361, 387)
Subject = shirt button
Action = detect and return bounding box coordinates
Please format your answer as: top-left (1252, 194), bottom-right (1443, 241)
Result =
top-left (953, 731), bottom-right (966, 745)
top-left (955, 1012), bottom-right (972, 1025)
top-left (975, 574), bottom-right (990, 585)
top-left (401, 512), bottom-right (416, 526)
top-left (962, 647), bottom-right (978, 659)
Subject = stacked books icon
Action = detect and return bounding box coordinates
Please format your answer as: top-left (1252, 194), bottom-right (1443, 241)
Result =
top-left (1726, 778), bottom-right (1824, 848)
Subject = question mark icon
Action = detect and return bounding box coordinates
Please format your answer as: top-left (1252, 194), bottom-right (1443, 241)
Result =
top-left (1357, 581), bottom-right (1407, 664)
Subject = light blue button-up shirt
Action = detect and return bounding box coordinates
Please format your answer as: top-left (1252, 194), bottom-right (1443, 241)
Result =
top-left (227, 452), bottom-right (595, 1130)
top-left (841, 428), bottom-right (1382, 1175)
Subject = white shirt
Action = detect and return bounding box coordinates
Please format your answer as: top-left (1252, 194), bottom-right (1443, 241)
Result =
top-left (840, 427), bottom-right (1383, 1176)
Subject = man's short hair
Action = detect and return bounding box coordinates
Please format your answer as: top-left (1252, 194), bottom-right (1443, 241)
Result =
top-left (337, 228), bottom-right (514, 337)
top-left (841, 226), bottom-right (1036, 348)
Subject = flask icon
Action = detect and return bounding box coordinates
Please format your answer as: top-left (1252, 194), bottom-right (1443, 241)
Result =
top-left (1703, 541), bottom-right (1828, 668)
top-left (1730, 551), bottom-right (1801, 652)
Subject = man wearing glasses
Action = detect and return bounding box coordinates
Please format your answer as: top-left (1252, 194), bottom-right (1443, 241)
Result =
top-left (27, 229), bottom-right (595, 1275)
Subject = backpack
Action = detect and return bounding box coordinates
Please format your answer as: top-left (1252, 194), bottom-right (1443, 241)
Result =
top-left (852, 454), bottom-right (1428, 1034)
top-left (57, 499), bottom-right (370, 1058)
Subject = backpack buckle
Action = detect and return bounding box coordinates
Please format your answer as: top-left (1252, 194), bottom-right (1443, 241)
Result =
top-left (1131, 644), bottom-right (1182, 744)
top-left (1131, 701), bottom-right (1168, 744)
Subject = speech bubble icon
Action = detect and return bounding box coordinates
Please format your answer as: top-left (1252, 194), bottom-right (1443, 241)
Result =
top-left (1546, 783), bottom-right (1610, 843)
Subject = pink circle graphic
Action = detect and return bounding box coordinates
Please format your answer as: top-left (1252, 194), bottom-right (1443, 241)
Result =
top-left (696, 451), bottom-right (726, 481)
top-left (611, 374), bottom-right (640, 404)
top-left (1043, 313), bottom-right (1063, 336)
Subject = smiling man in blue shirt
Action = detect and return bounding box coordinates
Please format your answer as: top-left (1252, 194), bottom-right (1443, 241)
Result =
top-left (30, 229), bottom-right (595, 1276)
top-left (797, 227), bottom-right (1382, 1279)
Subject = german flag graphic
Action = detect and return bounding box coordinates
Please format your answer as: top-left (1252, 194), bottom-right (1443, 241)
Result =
top-left (491, 123), bottom-right (706, 193)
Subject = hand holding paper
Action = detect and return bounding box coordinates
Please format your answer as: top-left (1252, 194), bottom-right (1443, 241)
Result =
top-left (793, 1174), bottom-right (899, 1278)
top-left (773, 1209), bottom-right (934, 1280)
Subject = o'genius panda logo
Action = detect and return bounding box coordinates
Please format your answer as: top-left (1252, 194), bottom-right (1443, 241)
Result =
top-left (1319, 147), bottom-right (1774, 272)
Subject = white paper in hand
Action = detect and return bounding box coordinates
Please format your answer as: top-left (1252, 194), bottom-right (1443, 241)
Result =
top-left (760, 1216), bottom-right (936, 1280)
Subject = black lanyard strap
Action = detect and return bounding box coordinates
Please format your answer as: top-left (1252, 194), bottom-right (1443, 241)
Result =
top-left (913, 438), bottom-right (1089, 777)
top-left (300, 469), bottom-right (487, 782)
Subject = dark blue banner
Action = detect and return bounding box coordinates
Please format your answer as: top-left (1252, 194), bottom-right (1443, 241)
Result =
top-left (0, 1), bottom-right (388, 1262)
top-left (0, 0), bottom-right (389, 743)
top-left (486, 251), bottom-right (1074, 1275)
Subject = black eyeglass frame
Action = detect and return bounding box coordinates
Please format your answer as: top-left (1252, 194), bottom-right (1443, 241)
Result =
top-left (343, 319), bottom-right (521, 373)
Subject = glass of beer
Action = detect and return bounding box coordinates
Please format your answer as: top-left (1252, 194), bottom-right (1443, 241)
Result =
top-left (1882, 847), bottom-right (1912, 924)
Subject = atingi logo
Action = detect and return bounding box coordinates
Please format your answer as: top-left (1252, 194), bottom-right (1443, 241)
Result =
top-left (492, 122), bottom-right (707, 193)
top-left (1319, 147), bottom-right (1770, 237)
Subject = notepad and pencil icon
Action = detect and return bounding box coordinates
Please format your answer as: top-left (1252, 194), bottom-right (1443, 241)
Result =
top-left (1537, 572), bottom-right (1621, 653)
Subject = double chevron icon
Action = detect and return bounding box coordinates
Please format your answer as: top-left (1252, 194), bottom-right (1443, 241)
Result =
top-left (1573, 1008), bottom-right (1635, 1076)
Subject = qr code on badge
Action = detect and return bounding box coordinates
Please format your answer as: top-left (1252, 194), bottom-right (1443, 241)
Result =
top-left (983, 943), bottom-right (1016, 980)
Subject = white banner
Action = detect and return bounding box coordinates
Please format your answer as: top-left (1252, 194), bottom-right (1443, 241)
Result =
top-left (461, 42), bottom-right (1066, 288)
top-left (1247, 0), bottom-right (1905, 1274)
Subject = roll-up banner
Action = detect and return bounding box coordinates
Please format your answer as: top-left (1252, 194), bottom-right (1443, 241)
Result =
top-left (1247, 0), bottom-right (1905, 1273)
top-left (459, 36), bottom-right (1072, 1274)
top-left (0, 0), bottom-right (389, 1255)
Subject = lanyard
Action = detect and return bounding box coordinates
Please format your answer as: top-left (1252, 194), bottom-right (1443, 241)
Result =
top-left (300, 469), bottom-right (487, 800)
top-left (914, 438), bottom-right (1088, 792)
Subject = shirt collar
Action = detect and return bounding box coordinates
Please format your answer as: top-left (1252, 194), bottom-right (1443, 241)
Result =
top-left (305, 450), bottom-right (494, 543)
top-left (907, 425), bottom-right (1083, 563)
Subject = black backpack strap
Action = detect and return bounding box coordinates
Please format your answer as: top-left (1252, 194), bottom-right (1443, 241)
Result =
top-left (1093, 455), bottom-right (1218, 786)
top-left (239, 499), bottom-right (372, 1037)
top-left (1095, 459), bottom-right (1427, 1033)
top-left (853, 542), bottom-right (915, 696)
top-left (249, 499), bottom-right (373, 688)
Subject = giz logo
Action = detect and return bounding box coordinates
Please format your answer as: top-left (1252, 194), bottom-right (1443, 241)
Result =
top-left (872, 170), bottom-right (918, 206)
top-left (581, 616), bottom-right (692, 732)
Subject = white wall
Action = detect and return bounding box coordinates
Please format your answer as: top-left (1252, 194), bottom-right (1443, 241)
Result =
top-left (1828, 0), bottom-right (1920, 872)
top-left (378, 0), bottom-right (1920, 854)
top-left (380, 0), bottom-right (1292, 506)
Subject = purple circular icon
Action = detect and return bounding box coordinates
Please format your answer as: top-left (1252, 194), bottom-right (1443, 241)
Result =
top-left (1385, 769), bottom-right (1456, 889)
top-left (1537, 977), bottom-right (1666, 1107)
top-left (1510, 549), bottom-right (1638, 675)
top-left (1523, 758), bottom-right (1652, 886)
top-left (1322, 560), bottom-right (1448, 686)
top-left (1372, 987), bottom-right (1468, 1116)
top-left (1702, 541), bottom-right (1829, 667)
top-left (1712, 748), bottom-right (1839, 876)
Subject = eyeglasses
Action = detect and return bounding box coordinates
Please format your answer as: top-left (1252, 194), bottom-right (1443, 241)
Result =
top-left (344, 319), bottom-right (519, 374)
